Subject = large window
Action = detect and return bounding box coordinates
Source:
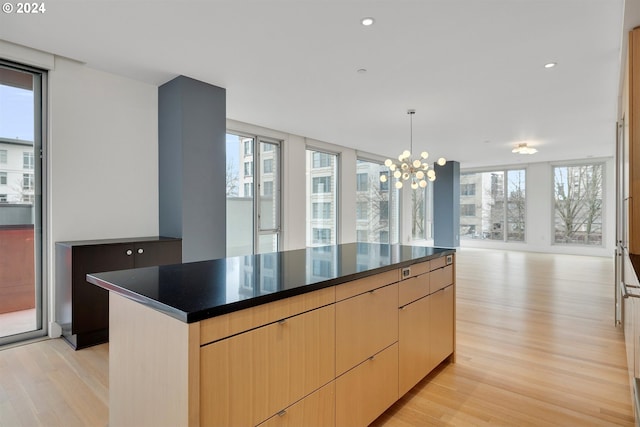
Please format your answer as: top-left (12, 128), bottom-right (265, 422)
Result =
top-left (355, 159), bottom-right (400, 244)
top-left (412, 184), bottom-right (434, 241)
top-left (226, 133), bottom-right (281, 256)
top-left (307, 149), bottom-right (338, 246)
top-left (460, 169), bottom-right (526, 242)
top-left (0, 61), bottom-right (45, 345)
top-left (553, 163), bottom-right (603, 246)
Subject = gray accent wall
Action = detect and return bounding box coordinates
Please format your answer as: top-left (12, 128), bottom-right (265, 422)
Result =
top-left (159, 76), bottom-right (226, 262)
top-left (433, 161), bottom-right (460, 248)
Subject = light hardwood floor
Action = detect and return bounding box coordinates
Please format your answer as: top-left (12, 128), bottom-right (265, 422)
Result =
top-left (0, 248), bottom-right (633, 427)
top-left (373, 248), bottom-right (633, 426)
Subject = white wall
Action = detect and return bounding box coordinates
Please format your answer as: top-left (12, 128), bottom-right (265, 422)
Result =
top-left (460, 158), bottom-right (616, 257)
top-left (1, 41), bottom-right (160, 336)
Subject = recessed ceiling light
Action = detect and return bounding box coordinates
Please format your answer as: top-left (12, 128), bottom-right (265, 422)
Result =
top-left (361, 17), bottom-right (375, 26)
top-left (357, 68), bottom-right (367, 74)
top-left (544, 62), bottom-right (557, 69)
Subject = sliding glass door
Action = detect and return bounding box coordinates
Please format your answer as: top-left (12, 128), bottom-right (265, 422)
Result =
top-left (0, 61), bottom-right (45, 344)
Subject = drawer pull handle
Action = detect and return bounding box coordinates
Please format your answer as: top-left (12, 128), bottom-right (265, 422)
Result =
top-left (446, 254), bottom-right (453, 265)
top-left (369, 290), bottom-right (375, 294)
top-left (137, 248), bottom-right (144, 254)
top-left (402, 267), bottom-right (411, 278)
top-left (369, 355), bottom-right (375, 361)
top-left (277, 410), bottom-right (286, 417)
top-left (278, 319), bottom-right (286, 324)
top-left (126, 250), bottom-right (133, 256)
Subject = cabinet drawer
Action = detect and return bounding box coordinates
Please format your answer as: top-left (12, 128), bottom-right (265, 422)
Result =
top-left (399, 295), bottom-right (431, 396)
top-left (336, 343), bottom-right (399, 427)
top-left (200, 287), bottom-right (335, 344)
top-left (430, 255), bottom-right (447, 270)
top-left (335, 269), bottom-right (399, 301)
top-left (399, 273), bottom-right (430, 307)
top-left (401, 260), bottom-right (430, 279)
top-left (258, 382), bottom-right (335, 427)
top-left (430, 284), bottom-right (455, 368)
top-left (430, 264), bottom-right (453, 294)
top-left (335, 283), bottom-right (398, 376)
top-left (200, 305), bottom-right (335, 427)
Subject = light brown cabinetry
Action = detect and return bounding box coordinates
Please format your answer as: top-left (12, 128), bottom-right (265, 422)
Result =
top-left (398, 254), bottom-right (455, 397)
top-left (200, 304), bottom-right (335, 427)
top-left (336, 343), bottom-right (399, 427)
top-left (257, 382), bottom-right (336, 427)
top-left (430, 284), bottom-right (455, 367)
top-left (335, 283), bottom-right (398, 376)
top-left (105, 252), bottom-right (455, 427)
top-left (399, 295), bottom-right (431, 396)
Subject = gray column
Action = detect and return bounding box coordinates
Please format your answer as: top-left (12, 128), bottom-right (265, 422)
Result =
top-left (159, 76), bottom-right (226, 262)
top-left (433, 161), bottom-right (460, 248)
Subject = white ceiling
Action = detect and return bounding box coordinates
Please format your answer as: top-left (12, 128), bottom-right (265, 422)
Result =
top-left (0, 0), bottom-right (626, 168)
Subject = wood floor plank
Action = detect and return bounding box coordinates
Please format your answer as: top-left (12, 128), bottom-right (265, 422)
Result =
top-left (373, 248), bottom-right (634, 427)
top-left (0, 248), bottom-right (633, 426)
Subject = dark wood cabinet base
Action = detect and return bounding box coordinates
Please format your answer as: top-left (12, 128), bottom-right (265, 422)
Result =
top-left (61, 326), bottom-right (108, 350)
top-left (56, 237), bottom-right (182, 350)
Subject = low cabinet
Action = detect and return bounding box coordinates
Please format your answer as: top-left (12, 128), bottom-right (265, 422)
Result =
top-left (200, 304), bottom-right (336, 427)
top-left (56, 237), bottom-right (182, 349)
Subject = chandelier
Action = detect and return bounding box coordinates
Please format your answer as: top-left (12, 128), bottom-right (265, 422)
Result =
top-left (380, 109), bottom-right (446, 189)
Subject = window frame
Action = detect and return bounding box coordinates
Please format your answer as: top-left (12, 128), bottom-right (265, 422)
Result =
top-left (551, 161), bottom-right (605, 247)
top-left (355, 156), bottom-right (401, 244)
top-left (226, 131), bottom-right (282, 256)
top-left (459, 167), bottom-right (527, 243)
top-left (306, 147), bottom-right (340, 247)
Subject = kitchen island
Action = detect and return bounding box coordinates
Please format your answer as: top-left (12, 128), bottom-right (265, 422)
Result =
top-left (87, 243), bottom-right (456, 427)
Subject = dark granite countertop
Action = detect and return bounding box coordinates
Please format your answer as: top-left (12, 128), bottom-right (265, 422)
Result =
top-left (86, 243), bottom-right (454, 323)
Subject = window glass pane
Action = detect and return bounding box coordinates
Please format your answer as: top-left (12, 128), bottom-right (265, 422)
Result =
top-left (355, 159), bottom-right (400, 244)
top-left (553, 163), bottom-right (603, 245)
top-left (507, 169), bottom-right (526, 242)
top-left (307, 150), bottom-right (338, 246)
top-left (412, 187), bottom-right (426, 240)
top-left (460, 169), bottom-right (525, 242)
top-left (258, 141), bottom-right (278, 232)
top-left (0, 64), bottom-right (44, 343)
top-left (226, 134), bottom-right (254, 256)
top-left (258, 233), bottom-right (278, 254)
top-left (227, 134), bottom-right (281, 256)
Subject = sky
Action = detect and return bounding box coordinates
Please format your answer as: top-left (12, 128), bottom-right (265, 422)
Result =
top-left (0, 85), bottom-right (34, 141)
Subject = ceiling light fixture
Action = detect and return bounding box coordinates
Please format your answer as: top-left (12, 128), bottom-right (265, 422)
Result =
top-left (361, 17), bottom-right (375, 26)
top-left (512, 143), bottom-right (538, 154)
top-left (380, 110), bottom-right (446, 190)
top-left (544, 62), bottom-right (557, 68)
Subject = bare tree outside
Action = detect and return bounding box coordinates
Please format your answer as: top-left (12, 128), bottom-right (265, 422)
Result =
top-left (506, 170), bottom-right (525, 241)
top-left (11, 175), bottom-right (34, 204)
top-left (412, 187), bottom-right (425, 239)
top-left (554, 164), bottom-right (603, 245)
top-left (226, 161), bottom-right (239, 197)
top-left (356, 175), bottom-right (390, 240)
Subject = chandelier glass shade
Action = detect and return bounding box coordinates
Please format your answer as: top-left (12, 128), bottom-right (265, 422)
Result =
top-left (380, 110), bottom-right (446, 190)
